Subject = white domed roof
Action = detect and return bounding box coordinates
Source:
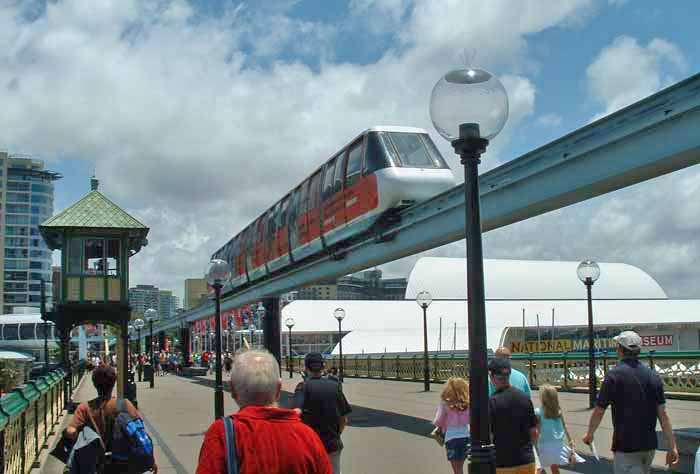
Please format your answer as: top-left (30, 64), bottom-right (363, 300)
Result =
top-left (405, 258), bottom-right (667, 300)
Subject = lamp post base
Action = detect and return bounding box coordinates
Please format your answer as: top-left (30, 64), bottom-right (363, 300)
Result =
top-left (214, 385), bottom-right (224, 419)
top-left (469, 444), bottom-right (496, 474)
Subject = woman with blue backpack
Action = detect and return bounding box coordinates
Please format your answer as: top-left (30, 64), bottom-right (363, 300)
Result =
top-left (65, 366), bottom-right (158, 474)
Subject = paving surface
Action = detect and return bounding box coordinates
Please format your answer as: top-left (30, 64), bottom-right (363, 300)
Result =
top-left (41, 372), bottom-right (696, 474)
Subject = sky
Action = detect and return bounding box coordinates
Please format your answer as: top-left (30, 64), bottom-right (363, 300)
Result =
top-left (1, 0), bottom-right (699, 301)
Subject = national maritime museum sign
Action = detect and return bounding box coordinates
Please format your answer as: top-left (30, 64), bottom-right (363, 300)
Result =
top-left (511, 334), bottom-right (674, 354)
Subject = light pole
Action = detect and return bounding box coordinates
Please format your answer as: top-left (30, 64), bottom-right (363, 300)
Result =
top-left (430, 66), bottom-right (509, 474)
top-left (249, 324), bottom-right (256, 349)
top-left (40, 279), bottom-right (49, 372)
top-left (285, 318), bottom-right (295, 378)
top-left (577, 260), bottom-right (601, 409)
top-left (333, 308), bottom-right (345, 382)
top-left (415, 292), bottom-right (432, 392)
top-left (145, 309), bottom-right (159, 388)
top-left (128, 324), bottom-right (134, 372)
top-left (207, 258), bottom-right (231, 420)
top-left (134, 318), bottom-right (144, 354)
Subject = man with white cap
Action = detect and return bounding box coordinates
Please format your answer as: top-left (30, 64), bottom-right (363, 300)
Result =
top-left (583, 330), bottom-right (679, 473)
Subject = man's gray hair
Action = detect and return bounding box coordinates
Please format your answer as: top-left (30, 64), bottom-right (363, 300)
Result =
top-left (229, 350), bottom-right (280, 407)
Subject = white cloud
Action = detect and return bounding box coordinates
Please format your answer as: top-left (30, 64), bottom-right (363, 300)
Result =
top-left (535, 113), bottom-right (562, 128)
top-left (586, 35), bottom-right (689, 118)
top-left (0, 0), bottom-right (599, 299)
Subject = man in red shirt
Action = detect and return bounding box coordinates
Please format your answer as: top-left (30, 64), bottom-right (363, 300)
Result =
top-left (196, 350), bottom-right (331, 474)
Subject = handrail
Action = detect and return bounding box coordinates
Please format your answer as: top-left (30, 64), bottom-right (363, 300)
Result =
top-left (0, 362), bottom-right (86, 472)
top-left (284, 351), bottom-right (700, 396)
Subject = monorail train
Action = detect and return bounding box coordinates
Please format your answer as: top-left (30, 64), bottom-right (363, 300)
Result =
top-left (212, 126), bottom-right (456, 287)
top-left (0, 313), bottom-right (58, 361)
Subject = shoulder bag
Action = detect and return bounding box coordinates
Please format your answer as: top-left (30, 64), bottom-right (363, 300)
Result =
top-left (222, 416), bottom-right (239, 474)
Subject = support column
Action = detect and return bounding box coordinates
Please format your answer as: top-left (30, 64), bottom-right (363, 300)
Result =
top-left (263, 297), bottom-right (281, 368)
top-left (182, 326), bottom-right (191, 368)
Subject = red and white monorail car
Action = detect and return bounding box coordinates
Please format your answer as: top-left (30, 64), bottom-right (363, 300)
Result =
top-left (212, 126), bottom-right (456, 289)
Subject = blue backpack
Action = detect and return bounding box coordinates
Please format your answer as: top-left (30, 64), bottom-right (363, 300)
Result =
top-left (111, 399), bottom-right (155, 473)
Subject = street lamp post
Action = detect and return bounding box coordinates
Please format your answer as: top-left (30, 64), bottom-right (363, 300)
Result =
top-left (333, 308), bottom-right (345, 382)
top-left (415, 292), bottom-right (432, 392)
top-left (207, 258), bottom-right (232, 420)
top-left (145, 309), bottom-right (159, 389)
top-left (134, 318), bottom-right (144, 354)
top-left (40, 279), bottom-right (49, 372)
top-left (285, 318), bottom-right (295, 378)
top-left (430, 66), bottom-right (509, 474)
top-left (249, 324), bottom-right (256, 349)
top-left (128, 324), bottom-right (134, 372)
top-left (577, 260), bottom-right (601, 409)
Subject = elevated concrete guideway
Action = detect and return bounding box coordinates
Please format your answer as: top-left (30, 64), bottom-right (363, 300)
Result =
top-left (41, 374), bottom-right (697, 474)
top-left (157, 72), bottom-right (700, 332)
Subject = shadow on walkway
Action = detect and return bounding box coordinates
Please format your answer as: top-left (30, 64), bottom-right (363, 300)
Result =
top-left (189, 375), bottom-right (434, 438)
top-left (563, 455), bottom-right (669, 474)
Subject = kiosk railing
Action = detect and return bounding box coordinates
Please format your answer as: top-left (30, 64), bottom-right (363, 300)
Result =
top-left (286, 351), bottom-right (700, 394)
top-left (0, 363), bottom-right (86, 474)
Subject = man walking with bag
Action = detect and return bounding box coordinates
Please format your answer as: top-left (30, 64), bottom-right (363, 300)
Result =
top-left (293, 352), bottom-right (351, 474)
top-left (196, 350), bottom-right (331, 474)
top-left (583, 330), bottom-right (679, 474)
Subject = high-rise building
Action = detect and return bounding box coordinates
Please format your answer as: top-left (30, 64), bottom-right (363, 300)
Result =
top-left (296, 270), bottom-right (408, 301)
top-left (184, 278), bottom-right (208, 309)
top-left (158, 290), bottom-right (179, 320)
top-left (0, 152), bottom-right (62, 314)
top-left (128, 284), bottom-right (160, 316)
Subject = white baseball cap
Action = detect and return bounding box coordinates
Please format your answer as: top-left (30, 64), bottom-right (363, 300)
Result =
top-left (614, 330), bottom-right (642, 351)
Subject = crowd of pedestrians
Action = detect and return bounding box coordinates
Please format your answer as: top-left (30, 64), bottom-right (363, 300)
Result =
top-left (66, 329), bottom-right (680, 474)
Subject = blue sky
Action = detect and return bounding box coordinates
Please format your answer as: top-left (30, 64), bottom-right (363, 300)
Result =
top-left (2, 0), bottom-right (700, 299)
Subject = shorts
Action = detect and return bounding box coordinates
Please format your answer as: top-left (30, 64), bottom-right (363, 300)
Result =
top-left (495, 463), bottom-right (536, 474)
top-left (613, 450), bottom-right (654, 474)
top-left (445, 437), bottom-right (470, 461)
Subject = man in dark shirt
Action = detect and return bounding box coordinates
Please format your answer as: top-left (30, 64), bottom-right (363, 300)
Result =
top-left (293, 353), bottom-right (351, 474)
top-left (583, 331), bottom-right (679, 474)
top-left (488, 358), bottom-right (538, 474)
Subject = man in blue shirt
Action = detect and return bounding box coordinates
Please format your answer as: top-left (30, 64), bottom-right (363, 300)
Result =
top-left (488, 347), bottom-right (531, 397)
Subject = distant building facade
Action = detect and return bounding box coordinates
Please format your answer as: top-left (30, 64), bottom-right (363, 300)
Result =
top-left (0, 152), bottom-right (62, 314)
top-left (296, 269), bottom-right (407, 301)
top-left (184, 278), bottom-right (208, 309)
top-left (158, 290), bottom-right (179, 320)
top-left (128, 284), bottom-right (160, 316)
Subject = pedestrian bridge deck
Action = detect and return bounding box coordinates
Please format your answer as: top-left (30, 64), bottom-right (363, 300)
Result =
top-left (40, 373), bottom-right (697, 474)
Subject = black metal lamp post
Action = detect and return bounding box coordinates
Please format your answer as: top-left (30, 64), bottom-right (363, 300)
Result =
top-left (128, 324), bottom-right (134, 372)
top-left (577, 260), bottom-right (601, 409)
top-left (207, 258), bottom-right (232, 420)
top-left (415, 292), bottom-right (432, 391)
top-left (145, 308), bottom-right (159, 389)
top-left (430, 66), bottom-right (509, 474)
top-left (285, 317), bottom-right (295, 378)
top-left (333, 308), bottom-right (346, 382)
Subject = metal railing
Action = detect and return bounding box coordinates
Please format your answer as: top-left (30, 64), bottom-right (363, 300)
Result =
top-left (0, 363), bottom-right (86, 474)
top-left (286, 351), bottom-right (700, 394)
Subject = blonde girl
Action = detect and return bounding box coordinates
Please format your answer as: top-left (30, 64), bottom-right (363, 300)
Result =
top-left (433, 377), bottom-right (470, 474)
top-left (535, 385), bottom-right (576, 474)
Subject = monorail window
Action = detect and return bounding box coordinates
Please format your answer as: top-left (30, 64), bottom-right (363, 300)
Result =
top-left (36, 322), bottom-right (50, 339)
top-left (20, 323), bottom-right (35, 340)
top-left (4, 324), bottom-right (19, 340)
top-left (421, 134), bottom-right (450, 168)
top-left (279, 197), bottom-right (289, 227)
top-left (322, 157), bottom-right (337, 200)
top-left (298, 182), bottom-right (309, 214)
top-left (333, 152), bottom-right (347, 193)
top-left (309, 171), bottom-right (323, 209)
top-left (346, 140), bottom-right (364, 186)
top-left (364, 132), bottom-right (397, 174)
top-left (389, 132), bottom-right (440, 168)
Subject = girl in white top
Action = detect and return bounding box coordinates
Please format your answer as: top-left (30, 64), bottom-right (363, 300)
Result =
top-left (535, 384), bottom-right (576, 474)
top-left (433, 377), bottom-right (470, 474)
